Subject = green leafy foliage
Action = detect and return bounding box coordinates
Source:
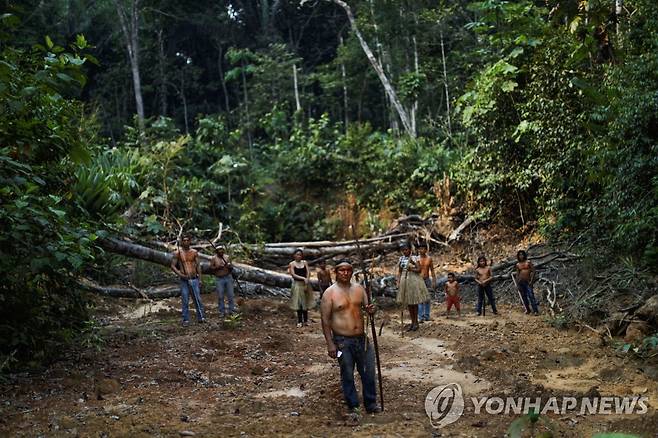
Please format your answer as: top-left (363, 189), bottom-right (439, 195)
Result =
top-left (0, 20), bottom-right (104, 368)
top-left (454, 0), bottom-right (658, 268)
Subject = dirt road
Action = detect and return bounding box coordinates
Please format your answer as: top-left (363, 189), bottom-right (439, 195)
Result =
top-left (1, 296), bottom-right (657, 437)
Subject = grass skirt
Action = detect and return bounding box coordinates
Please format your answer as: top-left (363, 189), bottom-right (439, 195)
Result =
top-left (397, 271), bottom-right (430, 306)
top-left (289, 280), bottom-right (315, 310)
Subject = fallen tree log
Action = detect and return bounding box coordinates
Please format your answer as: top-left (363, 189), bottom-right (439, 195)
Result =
top-left (246, 233), bottom-right (411, 249)
top-left (99, 237), bottom-right (303, 289)
top-left (434, 250), bottom-right (580, 288)
top-left (78, 277), bottom-right (291, 299)
top-left (448, 216), bottom-right (475, 242)
top-left (232, 239), bottom-right (404, 259)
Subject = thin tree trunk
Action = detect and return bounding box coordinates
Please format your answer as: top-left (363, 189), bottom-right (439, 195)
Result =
top-left (330, 0), bottom-right (415, 137)
top-left (180, 72), bottom-right (189, 134)
top-left (114, 0), bottom-right (145, 132)
top-left (439, 29), bottom-right (452, 136)
top-left (411, 34), bottom-right (420, 135)
top-left (384, 50), bottom-right (398, 135)
top-left (293, 63), bottom-right (301, 112)
top-left (260, 0), bottom-right (269, 30)
top-left (368, 0), bottom-right (393, 132)
top-left (340, 35), bottom-right (349, 131)
top-left (157, 28), bottom-right (168, 116)
top-left (218, 45), bottom-right (230, 112)
top-left (615, 0), bottom-right (622, 34)
top-left (241, 60), bottom-right (253, 157)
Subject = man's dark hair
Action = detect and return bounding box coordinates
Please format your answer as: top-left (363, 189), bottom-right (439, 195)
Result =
top-left (181, 233), bottom-right (192, 240)
top-left (399, 241), bottom-right (411, 250)
top-left (294, 248), bottom-right (304, 255)
top-left (334, 258), bottom-right (353, 269)
top-left (448, 272), bottom-right (456, 278)
top-left (478, 255), bottom-right (487, 264)
top-left (517, 250), bottom-right (527, 260)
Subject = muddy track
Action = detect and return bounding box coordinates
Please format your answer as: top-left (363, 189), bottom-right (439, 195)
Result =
top-left (1, 297), bottom-right (657, 437)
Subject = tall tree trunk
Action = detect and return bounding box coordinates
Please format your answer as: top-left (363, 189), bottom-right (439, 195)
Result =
top-left (615, 0), bottom-right (622, 34)
top-left (241, 61), bottom-right (253, 157)
top-left (384, 51), bottom-right (398, 135)
top-left (368, 0), bottom-right (394, 133)
top-left (260, 0), bottom-right (269, 31)
top-left (340, 35), bottom-right (349, 130)
top-left (293, 63), bottom-right (301, 112)
top-left (114, 0), bottom-right (145, 132)
top-left (218, 45), bottom-right (230, 112)
top-left (439, 30), bottom-right (452, 136)
top-left (157, 28), bottom-right (168, 117)
top-left (330, 0), bottom-right (415, 137)
top-left (411, 34), bottom-right (419, 135)
top-left (180, 72), bottom-right (189, 134)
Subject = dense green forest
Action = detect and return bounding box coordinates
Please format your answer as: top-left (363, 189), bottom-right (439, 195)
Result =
top-left (1, 0), bottom-right (657, 368)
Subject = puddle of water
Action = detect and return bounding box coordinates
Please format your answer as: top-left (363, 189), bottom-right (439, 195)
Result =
top-left (124, 301), bottom-right (175, 319)
top-left (255, 388), bottom-right (307, 398)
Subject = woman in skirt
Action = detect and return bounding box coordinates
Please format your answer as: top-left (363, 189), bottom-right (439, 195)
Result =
top-left (288, 248), bottom-right (315, 327)
top-left (397, 243), bottom-right (430, 331)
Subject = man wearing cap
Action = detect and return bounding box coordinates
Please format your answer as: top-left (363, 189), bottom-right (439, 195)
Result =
top-left (320, 259), bottom-right (380, 416)
top-left (210, 245), bottom-right (235, 317)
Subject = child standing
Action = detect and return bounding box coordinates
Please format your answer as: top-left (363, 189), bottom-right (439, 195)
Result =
top-left (444, 273), bottom-right (461, 318)
top-left (475, 255), bottom-right (497, 315)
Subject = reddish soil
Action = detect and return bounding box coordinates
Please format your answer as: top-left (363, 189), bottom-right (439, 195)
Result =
top-left (1, 294), bottom-right (657, 437)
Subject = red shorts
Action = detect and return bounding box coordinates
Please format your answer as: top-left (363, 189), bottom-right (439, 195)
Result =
top-left (446, 295), bottom-right (460, 311)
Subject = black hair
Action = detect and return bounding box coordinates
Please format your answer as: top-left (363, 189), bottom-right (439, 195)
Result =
top-left (448, 272), bottom-right (456, 278)
top-left (477, 255), bottom-right (487, 264)
top-left (517, 250), bottom-right (527, 260)
top-left (294, 248), bottom-right (304, 255)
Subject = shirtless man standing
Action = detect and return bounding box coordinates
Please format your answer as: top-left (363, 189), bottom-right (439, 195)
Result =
top-left (171, 234), bottom-right (206, 326)
top-left (475, 255), bottom-right (497, 315)
top-left (514, 250), bottom-right (539, 315)
top-left (418, 246), bottom-right (436, 323)
top-left (210, 245), bottom-right (235, 317)
top-left (321, 259), bottom-right (380, 416)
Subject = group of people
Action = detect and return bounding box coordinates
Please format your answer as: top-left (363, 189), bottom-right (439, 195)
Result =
top-left (170, 236), bottom-right (540, 417)
top-left (315, 244), bottom-right (541, 417)
top-left (287, 244), bottom-right (540, 332)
